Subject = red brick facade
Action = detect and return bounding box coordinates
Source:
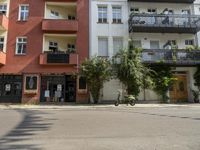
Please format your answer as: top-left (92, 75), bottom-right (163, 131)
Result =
top-left (0, 0), bottom-right (89, 103)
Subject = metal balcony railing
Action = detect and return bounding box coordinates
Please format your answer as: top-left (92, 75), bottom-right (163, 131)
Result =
top-left (128, 0), bottom-right (195, 3)
top-left (129, 14), bottom-right (200, 33)
top-left (142, 49), bottom-right (200, 65)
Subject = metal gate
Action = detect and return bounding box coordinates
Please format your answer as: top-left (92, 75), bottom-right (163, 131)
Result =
top-left (0, 75), bottom-right (23, 103)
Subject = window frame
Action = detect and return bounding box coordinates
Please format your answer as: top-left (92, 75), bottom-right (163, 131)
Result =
top-left (112, 6), bottom-right (122, 24)
top-left (16, 37), bottom-right (27, 55)
top-left (98, 5), bottom-right (108, 23)
top-left (0, 36), bottom-right (4, 51)
top-left (18, 4), bottom-right (29, 21)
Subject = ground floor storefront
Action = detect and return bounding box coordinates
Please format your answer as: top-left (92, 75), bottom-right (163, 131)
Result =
top-left (0, 74), bottom-right (88, 104)
top-left (101, 67), bottom-right (199, 103)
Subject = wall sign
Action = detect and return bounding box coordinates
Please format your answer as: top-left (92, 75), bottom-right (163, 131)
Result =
top-left (24, 75), bottom-right (39, 94)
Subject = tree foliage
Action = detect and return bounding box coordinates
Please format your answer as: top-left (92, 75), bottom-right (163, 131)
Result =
top-left (194, 66), bottom-right (200, 91)
top-left (80, 56), bottom-right (112, 103)
top-left (150, 64), bottom-right (176, 103)
top-left (112, 47), bottom-right (152, 98)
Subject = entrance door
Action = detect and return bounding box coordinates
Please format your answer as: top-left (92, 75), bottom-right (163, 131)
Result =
top-left (65, 75), bottom-right (76, 102)
top-left (169, 75), bottom-right (188, 103)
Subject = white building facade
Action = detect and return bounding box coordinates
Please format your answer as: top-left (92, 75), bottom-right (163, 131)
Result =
top-left (89, 0), bottom-right (200, 102)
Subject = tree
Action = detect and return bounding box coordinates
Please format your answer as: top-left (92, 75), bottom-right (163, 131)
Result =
top-left (150, 64), bottom-right (176, 103)
top-left (80, 56), bottom-right (112, 104)
top-left (194, 66), bottom-right (200, 91)
top-left (112, 47), bottom-right (152, 98)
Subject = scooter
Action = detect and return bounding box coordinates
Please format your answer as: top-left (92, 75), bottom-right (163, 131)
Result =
top-left (114, 90), bottom-right (136, 106)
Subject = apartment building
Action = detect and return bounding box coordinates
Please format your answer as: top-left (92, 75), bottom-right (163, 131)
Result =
top-left (0, 0), bottom-right (89, 103)
top-left (90, 0), bottom-right (200, 102)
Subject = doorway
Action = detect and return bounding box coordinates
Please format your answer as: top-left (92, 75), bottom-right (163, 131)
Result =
top-left (169, 74), bottom-right (188, 103)
top-left (40, 75), bottom-right (76, 103)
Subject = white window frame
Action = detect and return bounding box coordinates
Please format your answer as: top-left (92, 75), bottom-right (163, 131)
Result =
top-left (16, 37), bottom-right (27, 55)
top-left (113, 37), bottom-right (123, 55)
top-left (49, 41), bottom-right (58, 51)
top-left (0, 4), bottom-right (7, 15)
top-left (98, 37), bottom-right (109, 57)
top-left (18, 4), bottom-right (29, 21)
top-left (185, 39), bottom-right (194, 45)
top-left (50, 10), bottom-right (59, 19)
top-left (112, 6), bottom-right (122, 23)
top-left (98, 5), bottom-right (108, 23)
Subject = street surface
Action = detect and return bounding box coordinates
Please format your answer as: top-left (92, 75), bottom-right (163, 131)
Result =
top-left (0, 105), bottom-right (200, 150)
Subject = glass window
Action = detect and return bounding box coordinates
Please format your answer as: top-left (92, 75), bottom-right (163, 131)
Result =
top-left (130, 8), bottom-right (139, 13)
top-left (132, 40), bottom-right (142, 48)
top-left (49, 41), bottom-right (58, 52)
top-left (98, 37), bottom-right (108, 57)
top-left (0, 4), bottom-right (7, 14)
top-left (0, 37), bottom-right (4, 51)
top-left (67, 44), bottom-right (76, 53)
top-left (50, 10), bottom-right (59, 19)
top-left (19, 5), bottom-right (29, 21)
top-left (16, 37), bottom-right (27, 54)
top-left (113, 37), bottom-right (123, 55)
top-left (185, 40), bottom-right (194, 45)
top-left (98, 6), bottom-right (107, 23)
top-left (112, 6), bottom-right (122, 23)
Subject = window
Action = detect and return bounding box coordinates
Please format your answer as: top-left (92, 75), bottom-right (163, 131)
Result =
top-left (113, 37), bottom-right (123, 55)
top-left (78, 77), bottom-right (87, 90)
top-left (50, 10), bottom-right (59, 18)
top-left (130, 8), bottom-right (139, 13)
top-left (0, 37), bottom-right (4, 51)
top-left (98, 37), bottom-right (108, 57)
top-left (67, 44), bottom-right (76, 53)
top-left (19, 5), bottom-right (29, 21)
top-left (49, 41), bottom-right (58, 52)
top-left (0, 4), bottom-right (7, 14)
top-left (68, 15), bottom-right (76, 20)
top-left (147, 8), bottom-right (157, 14)
top-left (98, 6), bottom-right (107, 23)
top-left (150, 41), bottom-right (160, 49)
top-left (16, 37), bottom-right (27, 55)
top-left (112, 6), bottom-right (122, 23)
top-left (185, 40), bottom-right (194, 45)
top-left (132, 40), bottom-right (142, 48)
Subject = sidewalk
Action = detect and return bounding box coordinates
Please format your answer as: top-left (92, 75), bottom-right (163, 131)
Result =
top-left (0, 103), bottom-right (200, 110)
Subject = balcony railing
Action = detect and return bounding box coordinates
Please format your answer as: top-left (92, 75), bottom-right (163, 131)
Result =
top-left (40, 51), bottom-right (78, 65)
top-left (0, 14), bottom-right (8, 30)
top-left (142, 49), bottom-right (200, 66)
top-left (129, 14), bottom-right (200, 33)
top-left (42, 19), bottom-right (78, 33)
top-left (128, 0), bottom-right (194, 3)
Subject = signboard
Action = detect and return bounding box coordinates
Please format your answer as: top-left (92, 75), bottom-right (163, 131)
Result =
top-left (5, 84), bottom-right (11, 91)
top-left (44, 90), bottom-right (50, 98)
top-left (57, 84), bottom-right (62, 91)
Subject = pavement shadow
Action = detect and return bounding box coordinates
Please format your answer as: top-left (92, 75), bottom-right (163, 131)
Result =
top-left (0, 110), bottom-right (54, 150)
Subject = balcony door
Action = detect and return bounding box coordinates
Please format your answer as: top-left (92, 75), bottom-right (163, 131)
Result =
top-left (169, 74), bottom-right (188, 103)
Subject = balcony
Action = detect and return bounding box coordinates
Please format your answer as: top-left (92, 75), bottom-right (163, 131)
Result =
top-left (0, 51), bottom-right (6, 66)
top-left (142, 49), bottom-right (200, 66)
top-left (42, 19), bottom-right (78, 33)
top-left (40, 52), bottom-right (78, 65)
top-left (0, 14), bottom-right (8, 30)
top-left (128, 0), bottom-right (194, 3)
top-left (129, 14), bottom-right (200, 33)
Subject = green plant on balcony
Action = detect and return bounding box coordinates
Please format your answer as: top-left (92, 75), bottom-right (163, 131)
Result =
top-left (186, 45), bottom-right (195, 51)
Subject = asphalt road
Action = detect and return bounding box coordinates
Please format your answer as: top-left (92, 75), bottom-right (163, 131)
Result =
top-left (0, 106), bottom-right (200, 150)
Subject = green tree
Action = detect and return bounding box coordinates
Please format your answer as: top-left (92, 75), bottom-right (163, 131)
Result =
top-left (80, 56), bottom-right (112, 104)
top-left (150, 64), bottom-right (176, 103)
top-left (194, 66), bottom-right (200, 91)
top-left (112, 47), bottom-right (152, 98)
